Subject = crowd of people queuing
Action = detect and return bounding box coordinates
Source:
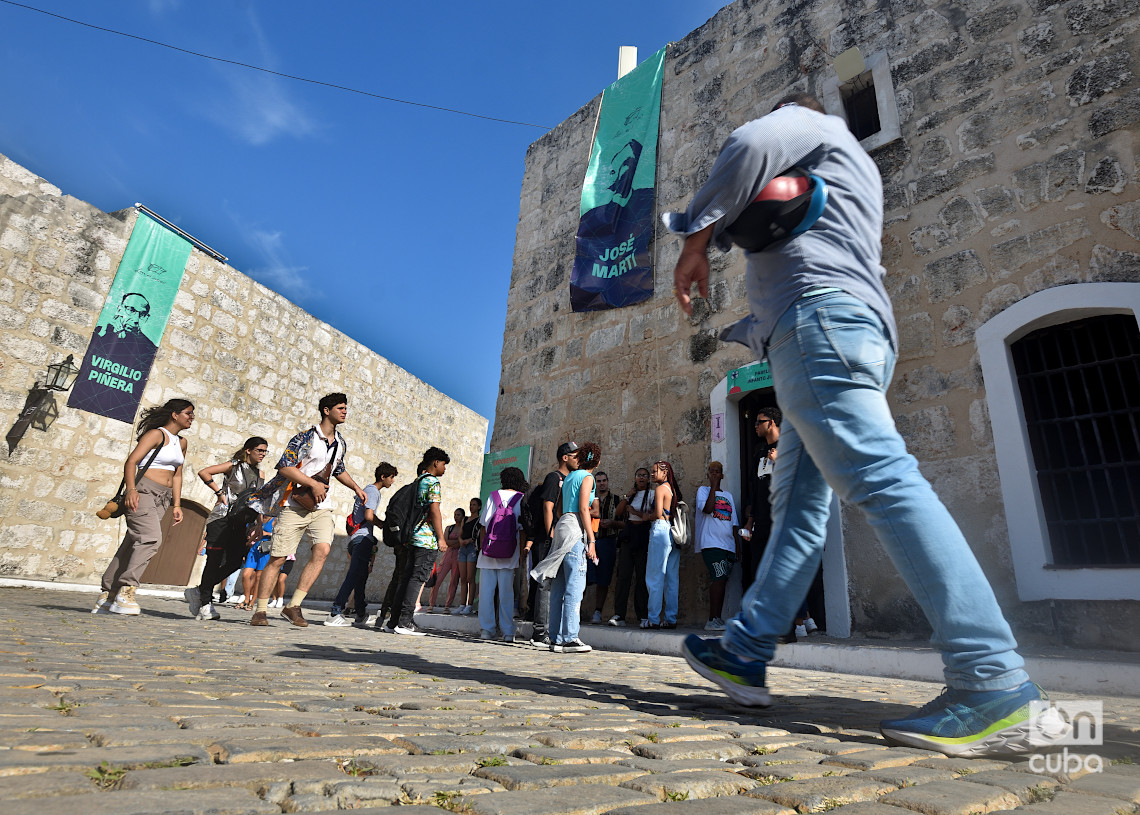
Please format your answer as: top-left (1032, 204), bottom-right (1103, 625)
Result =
top-left (91, 389), bottom-right (794, 648)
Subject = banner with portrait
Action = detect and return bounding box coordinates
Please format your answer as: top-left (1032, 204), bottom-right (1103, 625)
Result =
top-left (570, 47), bottom-right (665, 312)
top-left (68, 212), bottom-right (192, 424)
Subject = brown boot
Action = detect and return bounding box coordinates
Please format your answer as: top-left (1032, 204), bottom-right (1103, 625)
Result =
top-left (250, 611), bottom-right (268, 626)
top-left (281, 605), bottom-right (308, 627)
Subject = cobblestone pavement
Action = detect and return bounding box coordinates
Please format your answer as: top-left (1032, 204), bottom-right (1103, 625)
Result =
top-left (2, 587), bottom-right (1138, 815)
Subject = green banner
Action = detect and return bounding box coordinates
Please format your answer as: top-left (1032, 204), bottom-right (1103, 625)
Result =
top-left (479, 445), bottom-right (532, 505)
top-left (570, 47), bottom-right (665, 312)
top-left (68, 212), bottom-right (192, 423)
top-left (727, 361), bottom-right (773, 395)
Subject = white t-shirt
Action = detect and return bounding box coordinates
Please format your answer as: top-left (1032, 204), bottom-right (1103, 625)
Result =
top-left (626, 489), bottom-right (655, 523)
top-left (694, 486), bottom-right (738, 553)
top-left (477, 489), bottom-right (524, 570)
top-left (285, 428), bottom-right (343, 511)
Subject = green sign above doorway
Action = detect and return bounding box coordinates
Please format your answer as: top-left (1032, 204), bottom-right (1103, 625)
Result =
top-left (727, 361), bottom-right (772, 395)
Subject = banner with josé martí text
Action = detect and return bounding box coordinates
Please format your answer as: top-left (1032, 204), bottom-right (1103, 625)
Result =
top-left (570, 46), bottom-right (665, 312)
top-left (479, 445), bottom-right (532, 507)
top-left (68, 212), bottom-right (191, 424)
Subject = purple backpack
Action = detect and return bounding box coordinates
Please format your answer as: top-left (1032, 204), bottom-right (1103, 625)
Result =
top-left (481, 491), bottom-right (522, 558)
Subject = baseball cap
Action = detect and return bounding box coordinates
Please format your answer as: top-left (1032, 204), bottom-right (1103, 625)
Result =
top-left (557, 441), bottom-right (579, 458)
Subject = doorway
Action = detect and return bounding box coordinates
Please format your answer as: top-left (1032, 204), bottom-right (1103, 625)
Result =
top-left (709, 371), bottom-right (850, 636)
top-left (737, 391), bottom-right (825, 633)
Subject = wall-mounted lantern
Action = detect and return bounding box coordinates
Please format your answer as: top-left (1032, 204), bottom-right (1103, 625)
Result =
top-left (6, 354), bottom-right (82, 454)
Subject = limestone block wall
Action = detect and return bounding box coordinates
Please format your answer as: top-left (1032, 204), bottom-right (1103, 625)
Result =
top-left (0, 153), bottom-right (488, 600)
top-left (492, 0), bottom-right (1140, 646)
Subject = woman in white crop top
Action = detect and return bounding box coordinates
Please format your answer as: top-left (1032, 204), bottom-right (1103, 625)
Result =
top-left (95, 398), bottom-right (194, 617)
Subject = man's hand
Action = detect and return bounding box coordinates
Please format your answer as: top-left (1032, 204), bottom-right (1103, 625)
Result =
top-left (672, 225), bottom-right (714, 315)
top-left (308, 481), bottom-right (328, 505)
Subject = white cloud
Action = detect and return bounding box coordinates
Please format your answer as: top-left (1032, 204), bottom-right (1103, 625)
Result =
top-left (201, 7), bottom-right (316, 146)
top-left (147, 0), bottom-right (181, 15)
top-left (212, 74), bottom-right (316, 146)
top-left (244, 228), bottom-right (317, 303)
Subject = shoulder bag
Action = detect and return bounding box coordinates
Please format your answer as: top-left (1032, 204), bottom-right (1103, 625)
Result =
top-left (95, 441), bottom-right (165, 520)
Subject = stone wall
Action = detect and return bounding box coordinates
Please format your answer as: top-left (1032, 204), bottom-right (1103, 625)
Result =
top-left (0, 153), bottom-right (488, 600)
top-left (492, 0), bottom-right (1140, 647)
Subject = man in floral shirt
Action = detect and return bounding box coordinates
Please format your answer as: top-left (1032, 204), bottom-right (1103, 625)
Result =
top-left (247, 392), bottom-right (367, 627)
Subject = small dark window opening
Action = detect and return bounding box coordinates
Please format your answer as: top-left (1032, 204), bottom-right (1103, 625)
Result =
top-left (1011, 314), bottom-right (1140, 568)
top-left (841, 72), bottom-right (881, 141)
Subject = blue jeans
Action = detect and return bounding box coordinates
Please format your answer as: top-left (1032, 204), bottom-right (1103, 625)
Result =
top-left (646, 520), bottom-right (679, 625)
top-left (723, 292), bottom-right (1027, 692)
top-left (478, 567), bottom-right (515, 639)
top-left (548, 538), bottom-right (587, 644)
top-left (332, 535), bottom-right (375, 616)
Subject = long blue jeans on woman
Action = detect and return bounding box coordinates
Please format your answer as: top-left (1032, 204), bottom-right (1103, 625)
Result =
top-left (723, 292), bottom-right (1027, 692)
top-left (548, 538), bottom-right (586, 644)
top-left (478, 567), bottom-right (515, 639)
top-left (646, 519), bottom-right (679, 625)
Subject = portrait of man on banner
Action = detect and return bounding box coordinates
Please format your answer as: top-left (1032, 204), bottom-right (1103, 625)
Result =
top-left (570, 48), bottom-right (665, 313)
top-left (68, 215), bottom-right (191, 424)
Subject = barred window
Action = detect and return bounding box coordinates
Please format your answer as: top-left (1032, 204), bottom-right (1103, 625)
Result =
top-left (1011, 314), bottom-right (1140, 567)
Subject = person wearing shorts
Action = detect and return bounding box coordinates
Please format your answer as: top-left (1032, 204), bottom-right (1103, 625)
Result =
top-left (695, 462), bottom-right (739, 632)
top-left (245, 392), bottom-right (367, 628)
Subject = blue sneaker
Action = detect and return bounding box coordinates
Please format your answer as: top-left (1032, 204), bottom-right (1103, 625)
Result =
top-left (681, 634), bottom-right (771, 707)
top-left (880, 681), bottom-right (1068, 758)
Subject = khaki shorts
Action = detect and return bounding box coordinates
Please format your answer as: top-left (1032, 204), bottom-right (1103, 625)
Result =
top-left (269, 506), bottom-right (336, 557)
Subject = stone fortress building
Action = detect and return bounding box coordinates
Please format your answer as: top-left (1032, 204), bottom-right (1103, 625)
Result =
top-left (491, 0), bottom-right (1140, 647)
top-left (0, 153), bottom-right (488, 600)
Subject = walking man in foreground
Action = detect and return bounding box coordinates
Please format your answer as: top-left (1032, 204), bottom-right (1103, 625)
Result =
top-left (667, 94), bottom-right (1061, 757)
top-left (247, 392), bottom-right (367, 627)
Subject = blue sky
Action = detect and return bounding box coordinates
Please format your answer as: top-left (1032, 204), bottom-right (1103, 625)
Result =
top-left (0, 0), bottom-right (727, 442)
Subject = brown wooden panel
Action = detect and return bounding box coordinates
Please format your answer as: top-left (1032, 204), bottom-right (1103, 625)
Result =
top-left (140, 499), bottom-right (210, 586)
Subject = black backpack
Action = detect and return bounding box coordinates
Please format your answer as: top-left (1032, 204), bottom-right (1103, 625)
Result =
top-left (381, 475), bottom-right (428, 548)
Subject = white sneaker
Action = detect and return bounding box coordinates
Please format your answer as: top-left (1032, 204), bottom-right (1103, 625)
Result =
top-left (228, 594), bottom-right (245, 606)
top-left (590, 610), bottom-right (603, 624)
top-left (324, 614), bottom-right (352, 627)
top-left (184, 587), bottom-right (202, 616)
top-left (795, 624), bottom-right (808, 639)
top-left (464, 605), bottom-right (476, 615)
top-left (607, 615), bottom-right (626, 627)
top-left (91, 591), bottom-right (112, 614)
top-left (560, 639), bottom-right (592, 653)
top-left (109, 586), bottom-right (141, 616)
top-left (805, 617), bottom-right (820, 635)
top-left (196, 603), bottom-right (221, 621)
top-left (377, 621), bottom-right (393, 633)
top-left (705, 617), bottom-right (726, 631)
top-left (450, 605), bottom-right (465, 615)
top-left (271, 598), bottom-right (284, 609)
top-left (394, 625), bottom-right (426, 637)
top-left (639, 619), bottom-right (650, 629)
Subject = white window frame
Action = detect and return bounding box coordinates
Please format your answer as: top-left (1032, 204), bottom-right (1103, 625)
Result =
top-left (976, 282), bottom-right (1140, 601)
top-left (821, 50), bottom-right (901, 152)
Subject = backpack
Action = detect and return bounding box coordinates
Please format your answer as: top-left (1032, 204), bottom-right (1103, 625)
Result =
top-left (346, 491), bottom-right (369, 537)
top-left (481, 491), bottom-right (522, 559)
top-left (380, 475), bottom-right (428, 548)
